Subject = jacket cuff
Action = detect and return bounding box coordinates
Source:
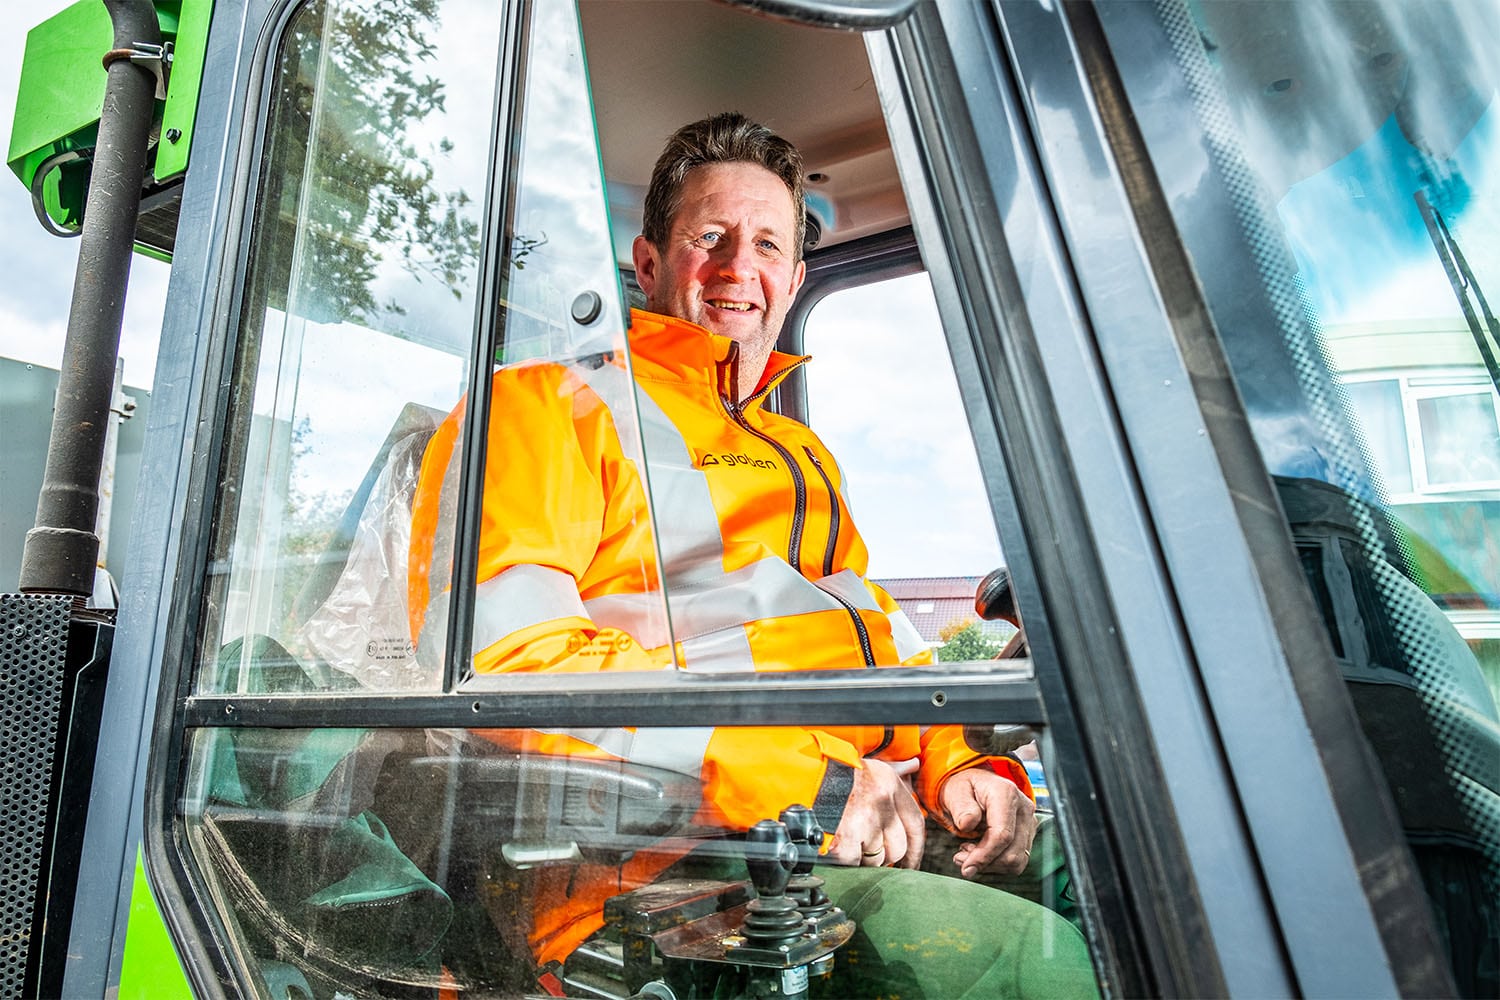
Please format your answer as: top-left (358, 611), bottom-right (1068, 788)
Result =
top-left (811, 759), bottom-right (856, 837)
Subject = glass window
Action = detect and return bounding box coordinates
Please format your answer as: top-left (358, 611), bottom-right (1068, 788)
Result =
top-left (1109, 2), bottom-right (1500, 991)
top-left (182, 722), bottom-right (1087, 997)
top-left (802, 273), bottom-right (1016, 658)
top-left (194, 0), bottom-right (654, 695)
top-left (197, 0), bottom-right (503, 694)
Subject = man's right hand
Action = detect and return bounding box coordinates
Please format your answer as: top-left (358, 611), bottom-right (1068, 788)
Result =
top-left (825, 759), bottom-right (926, 869)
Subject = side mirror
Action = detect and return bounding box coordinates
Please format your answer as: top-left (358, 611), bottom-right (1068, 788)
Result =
top-left (974, 567), bottom-right (1020, 627)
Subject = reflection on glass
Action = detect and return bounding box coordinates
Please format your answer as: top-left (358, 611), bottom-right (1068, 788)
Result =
top-left (197, 0), bottom-right (502, 694)
top-left (1416, 391), bottom-right (1500, 486)
top-left (494, 0), bottom-right (626, 363)
top-left (183, 725), bottom-right (1094, 997)
top-left (1343, 378), bottom-right (1413, 494)
top-left (405, 0), bottom-right (666, 681)
top-left (1148, 1), bottom-right (1500, 990)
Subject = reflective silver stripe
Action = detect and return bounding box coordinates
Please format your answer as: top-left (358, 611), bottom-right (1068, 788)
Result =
top-left (669, 559), bottom-right (848, 640)
top-left (577, 362), bottom-right (727, 587)
top-left (585, 592), bottom-right (673, 649)
top-left (679, 626), bottom-right (756, 673)
top-left (532, 724), bottom-right (713, 779)
top-left (471, 564), bottom-right (590, 654)
top-left (590, 559), bottom-right (904, 649)
top-left (814, 568), bottom-right (883, 613)
top-left (632, 726), bottom-right (714, 775)
top-left (889, 609), bottom-right (928, 663)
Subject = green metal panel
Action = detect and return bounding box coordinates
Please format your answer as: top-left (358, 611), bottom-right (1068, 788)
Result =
top-left (6, 1), bottom-right (113, 229)
top-left (6, 1), bottom-right (208, 234)
top-left (155, 0), bottom-right (213, 181)
top-left (116, 850), bottom-right (192, 1000)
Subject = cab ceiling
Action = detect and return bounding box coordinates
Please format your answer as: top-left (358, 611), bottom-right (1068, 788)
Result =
top-left (579, 0), bottom-right (907, 262)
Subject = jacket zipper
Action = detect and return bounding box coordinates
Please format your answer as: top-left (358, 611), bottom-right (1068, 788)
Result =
top-left (722, 344), bottom-right (807, 570)
top-left (723, 348), bottom-right (873, 667)
top-left (804, 446), bottom-right (840, 578)
top-left (732, 407), bottom-right (806, 569)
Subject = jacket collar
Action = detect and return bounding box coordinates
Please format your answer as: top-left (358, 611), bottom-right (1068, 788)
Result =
top-left (627, 308), bottom-right (808, 410)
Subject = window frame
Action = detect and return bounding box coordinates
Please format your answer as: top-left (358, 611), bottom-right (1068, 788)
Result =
top-left (873, 0), bottom-right (1450, 993)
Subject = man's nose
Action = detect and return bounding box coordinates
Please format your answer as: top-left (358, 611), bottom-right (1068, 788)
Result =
top-left (715, 237), bottom-right (756, 281)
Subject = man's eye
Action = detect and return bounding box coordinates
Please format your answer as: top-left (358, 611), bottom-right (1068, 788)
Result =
top-left (757, 239), bottom-right (780, 253)
top-left (697, 232), bottom-right (722, 246)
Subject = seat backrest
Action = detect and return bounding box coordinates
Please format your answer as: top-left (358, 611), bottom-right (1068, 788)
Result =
top-left (294, 402), bottom-right (444, 690)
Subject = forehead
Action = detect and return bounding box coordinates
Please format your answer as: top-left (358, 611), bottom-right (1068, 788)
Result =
top-left (672, 162), bottom-right (797, 232)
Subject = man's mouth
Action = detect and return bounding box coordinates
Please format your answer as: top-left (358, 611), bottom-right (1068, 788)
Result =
top-left (706, 299), bottom-right (756, 312)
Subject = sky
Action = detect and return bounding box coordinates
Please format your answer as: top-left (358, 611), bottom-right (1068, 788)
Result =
top-left (0, 1), bottom-right (170, 392)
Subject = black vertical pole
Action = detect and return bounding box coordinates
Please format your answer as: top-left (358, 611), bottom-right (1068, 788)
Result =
top-left (19, 0), bottom-right (161, 597)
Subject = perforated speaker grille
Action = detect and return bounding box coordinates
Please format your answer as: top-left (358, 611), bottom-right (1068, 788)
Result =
top-left (0, 595), bottom-right (70, 994)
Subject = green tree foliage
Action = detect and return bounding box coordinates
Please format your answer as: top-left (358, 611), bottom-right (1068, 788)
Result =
top-left (936, 618), bottom-right (1005, 662)
top-left (269, 0), bottom-right (481, 326)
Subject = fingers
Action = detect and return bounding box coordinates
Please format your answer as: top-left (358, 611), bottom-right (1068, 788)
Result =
top-left (828, 759), bottom-right (924, 868)
top-left (894, 778), bottom-right (925, 869)
top-left (943, 769), bottom-right (1038, 878)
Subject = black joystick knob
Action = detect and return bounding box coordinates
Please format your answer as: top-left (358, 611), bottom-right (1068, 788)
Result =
top-left (779, 805), bottom-right (834, 922)
top-left (779, 806), bottom-right (823, 874)
top-left (742, 820), bottom-right (805, 947)
top-left (975, 567), bottom-right (1019, 625)
top-left (745, 820), bottom-right (799, 898)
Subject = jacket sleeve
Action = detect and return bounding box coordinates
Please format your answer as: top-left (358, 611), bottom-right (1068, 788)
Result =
top-left (915, 725), bottom-right (1033, 816)
top-left (410, 360), bottom-right (669, 674)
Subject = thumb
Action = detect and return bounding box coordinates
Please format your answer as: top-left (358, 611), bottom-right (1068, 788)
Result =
top-left (951, 800), bottom-right (982, 833)
top-left (947, 793), bottom-right (982, 832)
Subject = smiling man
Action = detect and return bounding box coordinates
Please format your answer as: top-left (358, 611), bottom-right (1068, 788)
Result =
top-left (408, 113), bottom-right (1097, 997)
top-left (634, 142), bottom-right (807, 399)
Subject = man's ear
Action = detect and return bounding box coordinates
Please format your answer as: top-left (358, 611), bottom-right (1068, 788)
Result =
top-left (788, 258), bottom-right (807, 299)
top-left (632, 236), bottom-right (659, 300)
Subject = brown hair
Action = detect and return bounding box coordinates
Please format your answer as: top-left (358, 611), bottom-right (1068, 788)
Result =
top-left (641, 112), bottom-right (807, 261)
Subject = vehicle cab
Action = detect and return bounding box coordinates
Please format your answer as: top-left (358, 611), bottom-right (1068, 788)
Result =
top-left (29, 0), bottom-right (1498, 996)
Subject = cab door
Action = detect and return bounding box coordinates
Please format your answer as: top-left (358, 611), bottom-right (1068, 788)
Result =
top-left (134, 0), bottom-right (661, 993)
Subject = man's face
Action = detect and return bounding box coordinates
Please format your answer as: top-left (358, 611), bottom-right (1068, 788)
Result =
top-left (633, 162), bottom-right (807, 379)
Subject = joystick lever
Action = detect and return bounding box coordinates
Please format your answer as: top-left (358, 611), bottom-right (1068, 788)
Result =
top-left (741, 820), bottom-right (804, 946)
top-left (779, 806), bottom-right (834, 921)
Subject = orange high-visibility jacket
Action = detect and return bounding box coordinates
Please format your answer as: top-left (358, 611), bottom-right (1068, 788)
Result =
top-left (408, 309), bottom-right (1030, 963)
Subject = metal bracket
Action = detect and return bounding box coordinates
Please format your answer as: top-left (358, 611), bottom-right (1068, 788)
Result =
top-left (101, 40), bottom-right (172, 101)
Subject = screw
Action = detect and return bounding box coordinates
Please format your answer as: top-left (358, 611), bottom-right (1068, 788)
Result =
top-left (165, 127), bottom-right (183, 143)
top-left (10, 626), bottom-right (25, 640)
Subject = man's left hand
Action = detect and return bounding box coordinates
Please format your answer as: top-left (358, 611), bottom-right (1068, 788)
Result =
top-left (939, 767), bottom-right (1036, 878)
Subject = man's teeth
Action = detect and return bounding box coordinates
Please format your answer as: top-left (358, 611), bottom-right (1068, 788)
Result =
top-left (708, 300), bottom-right (753, 311)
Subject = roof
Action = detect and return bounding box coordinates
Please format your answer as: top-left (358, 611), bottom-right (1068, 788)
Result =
top-left (872, 575), bottom-right (1014, 644)
top-left (873, 576), bottom-right (986, 600)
